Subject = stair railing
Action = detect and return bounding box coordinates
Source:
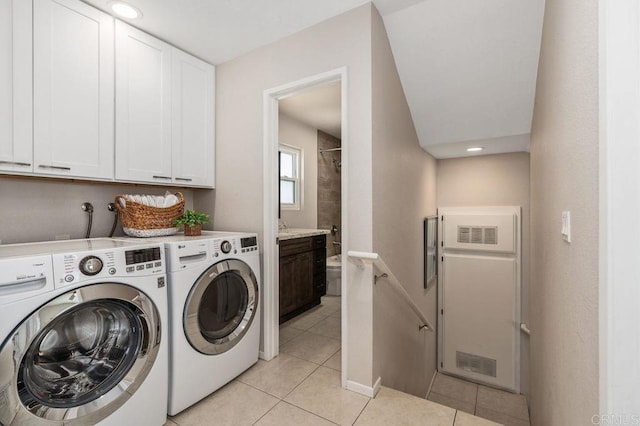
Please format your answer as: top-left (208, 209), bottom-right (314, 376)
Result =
top-left (347, 250), bottom-right (434, 332)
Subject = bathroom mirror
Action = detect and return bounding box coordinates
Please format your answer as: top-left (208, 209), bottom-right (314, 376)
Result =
top-left (424, 216), bottom-right (438, 289)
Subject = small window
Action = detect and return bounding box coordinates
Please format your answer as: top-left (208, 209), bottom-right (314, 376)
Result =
top-left (279, 145), bottom-right (302, 210)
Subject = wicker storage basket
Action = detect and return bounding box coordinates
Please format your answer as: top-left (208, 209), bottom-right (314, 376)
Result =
top-left (115, 192), bottom-right (185, 237)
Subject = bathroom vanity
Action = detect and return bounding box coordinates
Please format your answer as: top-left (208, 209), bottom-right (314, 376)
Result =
top-left (278, 230), bottom-right (328, 324)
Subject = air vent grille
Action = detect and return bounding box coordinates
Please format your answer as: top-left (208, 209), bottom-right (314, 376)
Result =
top-left (456, 351), bottom-right (497, 377)
top-left (458, 227), bottom-right (470, 243)
top-left (484, 227), bottom-right (497, 244)
top-left (471, 227), bottom-right (483, 244)
top-left (457, 226), bottom-right (498, 245)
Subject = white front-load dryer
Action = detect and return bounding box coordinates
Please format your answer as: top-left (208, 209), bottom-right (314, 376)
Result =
top-left (0, 239), bottom-right (168, 426)
top-left (150, 231), bottom-right (261, 415)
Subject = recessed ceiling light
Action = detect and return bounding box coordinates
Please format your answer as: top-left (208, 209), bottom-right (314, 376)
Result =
top-left (110, 1), bottom-right (142, 19)
top-left (466, 147), bottom-right (484, 152)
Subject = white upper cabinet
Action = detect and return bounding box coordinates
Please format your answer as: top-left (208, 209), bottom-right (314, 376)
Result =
top-left (115, 21), bottom-right (173, 184)
top-left (0, 1), bottom-right (215, 187)
top-left (171, 49), bottom-right (215, 188)
top-left (115, 21), bottom-right (215, 188)
top-left (33, 0), bottom-right (114, 179)
top-left (0, 0), bottom-right (32, 173)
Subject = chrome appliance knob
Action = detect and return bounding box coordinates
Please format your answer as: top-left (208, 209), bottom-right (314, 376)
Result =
top-left (221, 241), bottom-right (232, 254)
top-left (79, 256), bottom-right (103, 276)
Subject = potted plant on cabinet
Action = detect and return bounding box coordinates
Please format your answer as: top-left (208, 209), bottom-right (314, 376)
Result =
top-left (174, 210), bottom-right (210, 236)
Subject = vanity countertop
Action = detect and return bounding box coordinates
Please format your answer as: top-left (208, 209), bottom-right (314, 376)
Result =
top-left (278, 228), bottom-right (330, 241)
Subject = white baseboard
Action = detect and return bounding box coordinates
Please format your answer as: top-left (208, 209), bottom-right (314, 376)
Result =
top-left (346, 377), bottom-right (381, 398)
top-left (425, 370), bottom-right (437, 398)
top-left (259, 350), bottom-right (276, 361)
top-left (372, 376), bottom-right (381, 397)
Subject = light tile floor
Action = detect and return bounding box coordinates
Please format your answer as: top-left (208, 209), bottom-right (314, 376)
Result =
top-left (166, 296), bottom-right (505, 426)
top-left (427, 373), bottom-right (531, 426)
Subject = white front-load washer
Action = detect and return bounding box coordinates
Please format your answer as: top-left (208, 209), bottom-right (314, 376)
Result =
top-left (149, 231), bottom-right (260, 415)
top-left (0, 239), bottom-right (168, 426)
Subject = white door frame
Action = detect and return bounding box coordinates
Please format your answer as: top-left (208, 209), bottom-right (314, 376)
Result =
top-left (598, 0), bottom-right (640, 415)
top-left (262, 67), bottom-right (348, 386)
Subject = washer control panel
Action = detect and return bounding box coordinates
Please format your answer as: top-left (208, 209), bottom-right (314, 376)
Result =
top-left (79, 256), bottom-right (103, 276)
top-left (0, 255), bottom-right (54, 304)
top-left (124, 247), bottom-right (163, 273)
top-left (52, 244), bottom-right (164, 287)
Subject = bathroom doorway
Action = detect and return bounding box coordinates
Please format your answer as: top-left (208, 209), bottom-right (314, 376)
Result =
top-left (262, 69), bottom-right (348, 386)
top-left (277, 80), bottom-right (343, 367)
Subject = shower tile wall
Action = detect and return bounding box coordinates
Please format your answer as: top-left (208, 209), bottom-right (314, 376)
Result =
top-left (317, 130), bottom-right (341, 257)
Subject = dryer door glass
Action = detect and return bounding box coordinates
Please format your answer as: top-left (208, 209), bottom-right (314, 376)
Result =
top-left (185, 259), bottom-right (259, 355)
top-left (19, 300), bottom-right (142, 408)
top-left (199, 271), bottom-right (248, 340)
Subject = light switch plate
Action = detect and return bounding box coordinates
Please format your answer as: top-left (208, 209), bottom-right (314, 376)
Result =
top-left (561, 211), bottom-right (571, 243)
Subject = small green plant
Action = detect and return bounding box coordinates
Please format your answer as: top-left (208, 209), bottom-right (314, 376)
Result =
top-left (174, 210), bottom-right (210, 227)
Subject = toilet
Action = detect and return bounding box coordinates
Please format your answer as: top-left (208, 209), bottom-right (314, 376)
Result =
top-left (326, 254), bottom-right (342, 296)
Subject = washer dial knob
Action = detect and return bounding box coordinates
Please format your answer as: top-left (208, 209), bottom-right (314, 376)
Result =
top-left (80, 256), bottom-right (103, 276)
top-left (220, 241), bottom-right (232, 254)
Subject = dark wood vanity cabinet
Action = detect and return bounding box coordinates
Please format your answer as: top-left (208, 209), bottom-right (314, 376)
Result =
top-left (279, 251), bottom-right (313, 317)
top-left (313, 247), bottom-right (327, 299)
top-left (279, 234), bottom-right (326, 323)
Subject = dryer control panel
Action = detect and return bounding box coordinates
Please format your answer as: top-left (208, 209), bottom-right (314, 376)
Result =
top-left (240, 236), bottom-right (258, 254)
top-left (212, 238), bottom-right (238, 258)
top-left (162, 233), bottom-right (259, 272)
top-left (165, 241), bottom-right (210, 272)
top-left (212, 235), bottom-right (259, 258)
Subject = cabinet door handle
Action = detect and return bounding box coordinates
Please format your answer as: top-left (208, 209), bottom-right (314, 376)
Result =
top-left (0, 160), bottom-right (31, 167)
top-left (38, 164), bottom-right (71, 171)
top-left (175, 177), bottom-right (193, 182)
top-left (152, 175), bottom-right (172, 180)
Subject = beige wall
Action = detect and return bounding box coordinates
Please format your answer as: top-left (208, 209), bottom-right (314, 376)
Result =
top-left (0, 176), bottom-right (195, 244)
top-left (529, 0), bottom-right (599, 423)
top-left (437, 152), bottom-right (531, 398)
top-left (197, 4), bottom-right (378, 389)
top-left (370, 6), bottom-right (438, 397)
top-left (278, 113), bottom-right (318, 229)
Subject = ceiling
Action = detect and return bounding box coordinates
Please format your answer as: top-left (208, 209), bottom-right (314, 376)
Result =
top-left (279, 83), bottom-right (342, 139)
top-left (382, 0), bottom-right (545, 158)
top-left (83, 0), bottom-right (371, 64)
top-left (84, 0), bottom-right (545, 159)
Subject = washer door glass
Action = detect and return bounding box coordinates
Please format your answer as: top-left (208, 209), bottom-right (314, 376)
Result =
top-left (185, 259), bottom-right (258, 355)
top-left (0, 283), bottom-right (161, 426)
top-left (19, 300), bottom-right (142, 408)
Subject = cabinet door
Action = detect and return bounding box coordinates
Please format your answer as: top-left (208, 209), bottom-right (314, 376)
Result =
top-left (313, 248), bottom-right (327, 299)
top-left (279, 255), bottom-right (298, 317)
top-left (115, 21), bottom-right (172, 184)
top-left (295, 251), bottom-right (314, 307)
top-left (171, 49), bottom-right (215, 187)
top-left (33, 0), bottom-right (114, 179)
top-left (279, 252), bottom-right (314, 317)
top-left (0, 0), bottom-right (32, 174)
